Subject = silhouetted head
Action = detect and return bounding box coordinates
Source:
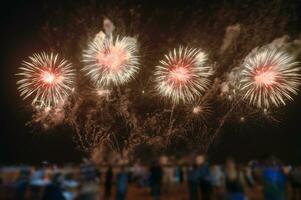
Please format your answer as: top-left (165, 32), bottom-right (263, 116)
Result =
top-left (195, 154), bottom-right (206, 166)
top-left (52, 173), bottom-right (63, 186)
top-left (225, 157), bottom-right (236, 168)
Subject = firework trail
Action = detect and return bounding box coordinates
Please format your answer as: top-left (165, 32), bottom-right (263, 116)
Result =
top-left (219, 24), bottom-right (241, 55)
top-left (240, 47), bottom-right (301, 108)
top-left (82, 31), bottom-right (140, 87)
top-left (16, 52), bottom-right (76, 108)
top-left (28, 105), bottom-right (66, 130)
top-left (103, 18), bottom-right (115, 36)
top-left (154, 46), bottom-right (213, 104)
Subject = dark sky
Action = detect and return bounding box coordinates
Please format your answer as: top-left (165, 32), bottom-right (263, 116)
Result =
top-left (1, 0), bottom-right (301, 164)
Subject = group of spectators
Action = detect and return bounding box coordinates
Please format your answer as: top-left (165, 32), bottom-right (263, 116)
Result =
top-left (184, 156), bottom-right (301, 200)
top-left (0, 155), bottom-right (301, 200)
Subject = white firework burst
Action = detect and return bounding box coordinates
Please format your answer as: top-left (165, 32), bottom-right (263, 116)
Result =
top-left (192, 104), bottom-right (211, 116)
top-left (240, 47), bottom-right (301, 108)
top-left (16, 52), bottom-right (76, 108)
top-left (154, 46), bottom-right (213, 104)
top-left (190, 100), bottom-right (212, 123)
top-left (82, 31), bottom-right (139, 87)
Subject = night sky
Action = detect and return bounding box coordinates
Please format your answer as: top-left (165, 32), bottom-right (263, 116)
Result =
top-left (1, 0), bottom-right (301, 164)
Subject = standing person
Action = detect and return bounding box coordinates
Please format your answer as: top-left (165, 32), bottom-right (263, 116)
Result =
top-left (179, 165), bottom-right (184, 184)
top-left (162, 164), bottom-right (174, 193)
top-left (149, 161), bottom-right (163, 200)
top-left (115, 166), bottom-right (128, 200)
top-left (15, 165), bottom-right (31, 200)
top-left (42, 173), bottom-right (65, 200)
top-left (210, 165), bottom-right (225, 199)
top-left (174, 165), bottom-right (184, 184)
top-left (80, 159), bottom-right (99, 183)
top-left (187, 164), bottom-right (199, 200)
top-left (196, 155), bottom-right (212, 200)
top-left (289, 166), bottom-right (301, 200)
top-left (224, 158), bottom-right (246, 200)
top-left (262, 156), bottom-right (286, 200)
top-left (104, 166), bottom-right (113, 200)
top-left (77, 158), bottom-right (99, 200)
top-left (30, 166), bottom-right (49, 200)
top-left (62, 173), bottom-right (78, 200)
top-left (132, 163), bottom-right (144, 186)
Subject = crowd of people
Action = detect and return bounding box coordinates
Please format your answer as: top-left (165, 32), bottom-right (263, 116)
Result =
top-left (0, 155), bottom-right (301, 200)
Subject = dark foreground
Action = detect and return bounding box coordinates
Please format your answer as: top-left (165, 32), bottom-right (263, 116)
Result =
top-left (1, 156), bottom-right (301, 200)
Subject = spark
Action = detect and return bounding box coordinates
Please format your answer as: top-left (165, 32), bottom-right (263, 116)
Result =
top-left (192, 106), bottom-right (203, 114)
top-left (240, 47), bottom-right (301, 108)
top-left (16, 52), bottom-right (76, 108)
top-left (154, 47), bottom-right (213, 104)
top-left (263, 108), bottom-right (268, 114)
top-left (192, 105), bottom-right (211, 116)
top-left (96, 89), bottom-right (111, 97)
top-left (189, 100), bottom-right (212, 122)
top-left (42, 72), bottom-right (56, 83)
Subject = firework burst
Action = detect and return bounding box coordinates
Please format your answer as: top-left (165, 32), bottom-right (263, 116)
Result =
top-left (82, 32), bottom-right (139, 87)
top-left (240, 47), bottom-right (301, 108)
top-left (185, 99), bottom-right (212, 127)
top-left (154, 47), bottom-right (212, 104)
top-left (16, 52), bottom-right (76, 108)
top-left (192, 104), bottom-right (211, 117)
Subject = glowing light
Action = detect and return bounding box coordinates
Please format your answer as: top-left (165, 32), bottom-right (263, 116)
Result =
top-left (190, 102), bottom-right (211, 122)
top-left (154, 47), bottom-right (213, 103)
top-left (83, 31), bottom-right (139, 87)
top-left (96, 46), bottom-right (127, 70)
top-left (16, 52), bottom-right (75, 108)
top-left (96, 89), bottom-right (110, 97)
top-left (254, 68), bottom-right (276, 86)
top-left (192, 106), bottom-right (202, 114)
top-left (263, 108), bottom-right (268, 115)
top-left (44, 106), bottom-right (51, 113)
top-left (170, 67), bottom-right (190, 83)
top-left (240, 47), bottom-right (301, 108)
top-left (41, 72), bottom-right (56, 83)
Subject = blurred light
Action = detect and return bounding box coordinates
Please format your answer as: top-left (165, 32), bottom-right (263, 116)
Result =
top-left (240, 116), bottom-right (245, 122)
top-left (96, 89), bottom-right (110, 97)
top-left (192, 106), bottom-right (201, 114)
